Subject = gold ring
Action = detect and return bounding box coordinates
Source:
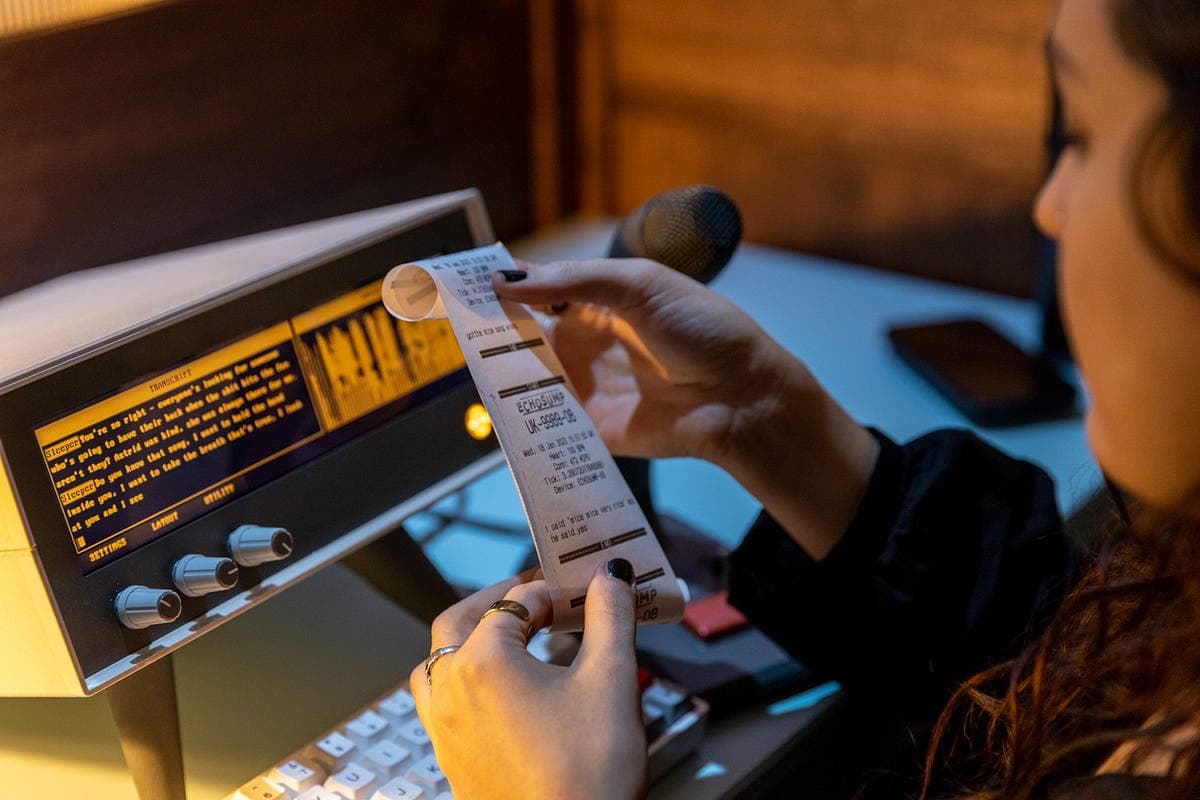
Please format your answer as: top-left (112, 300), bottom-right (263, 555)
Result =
top-left (424, 644), bottom-right (462, 685)
top-left (480, 599), bottom-right (535, 641)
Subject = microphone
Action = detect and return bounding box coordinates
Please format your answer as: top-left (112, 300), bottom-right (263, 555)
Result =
top-left (605, 186), bottom-right (742, 560)
top-left (607, 185), bottom-right (743, 284)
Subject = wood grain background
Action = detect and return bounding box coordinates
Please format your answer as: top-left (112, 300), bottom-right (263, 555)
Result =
top-left (569, 0), bottom-right (1055, 296)
top-left (2, 0), bottom-right (1056, 298)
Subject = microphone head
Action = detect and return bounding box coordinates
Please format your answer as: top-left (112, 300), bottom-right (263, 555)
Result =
top-left (608, 185), bottom-right (743, 284)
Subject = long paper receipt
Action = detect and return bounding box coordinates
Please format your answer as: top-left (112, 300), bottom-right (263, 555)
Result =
top-left (382, 243), bottom-right (685, 631)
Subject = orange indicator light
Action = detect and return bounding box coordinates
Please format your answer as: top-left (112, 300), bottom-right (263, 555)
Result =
top-left (465, 403), bottom-right (493, 440)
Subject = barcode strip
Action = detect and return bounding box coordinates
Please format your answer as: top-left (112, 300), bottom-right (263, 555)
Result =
top-left (558, 528), bottom-right (647, 564)
top-left (497, 375), bottom-right (565, 399)
top-left (479, 338), bottom-right (544, 359)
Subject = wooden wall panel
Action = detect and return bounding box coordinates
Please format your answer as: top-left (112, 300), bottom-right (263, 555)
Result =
top-left (0, 0), bottom-right (534, 298)
top-left (576, 0), bottom-right (1055, 295)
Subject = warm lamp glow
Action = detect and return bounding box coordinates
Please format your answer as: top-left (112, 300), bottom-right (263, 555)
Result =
top-left (0, 0), bottom-right (164, 38)
top-left (465, 403), bottom-right (493, 441)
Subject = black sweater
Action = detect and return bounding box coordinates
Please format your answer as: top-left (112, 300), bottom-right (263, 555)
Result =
top-left (727, 429), bottom-right (1170, 798)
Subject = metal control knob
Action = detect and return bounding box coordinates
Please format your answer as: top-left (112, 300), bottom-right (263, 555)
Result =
top-left (172, 554), bottom-right (239, 597)
top-left (114, 585), bottom-right (182, 630)
top-left (227, 524), bottom-right (294, 567)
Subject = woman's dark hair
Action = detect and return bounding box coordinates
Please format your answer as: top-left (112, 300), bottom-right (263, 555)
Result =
top-left (921, 3), bottom-right (1200, 797)
top-left (1115, 0), bottom-right (1200, 279)
top-left (924, 509), bottom-right (1200, 798)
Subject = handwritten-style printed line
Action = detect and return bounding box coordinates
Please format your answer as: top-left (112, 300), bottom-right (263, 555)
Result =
top-left (479, 338), bottom-right (545, 359)
top-left (558, 528), bottom-right (648, 565)
top-left (497, 375), bottom-right (566, 399)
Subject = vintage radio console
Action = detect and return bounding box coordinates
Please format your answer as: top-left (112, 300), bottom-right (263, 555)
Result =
top-left (0, 189), bottom-right (501, 701)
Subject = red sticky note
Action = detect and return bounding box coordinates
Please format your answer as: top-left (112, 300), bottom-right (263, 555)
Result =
top-left (682, 590), bottom-right (749, 641)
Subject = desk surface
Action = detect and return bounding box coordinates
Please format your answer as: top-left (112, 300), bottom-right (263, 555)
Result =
top-left (0, 207), bottom-right (1099, 799)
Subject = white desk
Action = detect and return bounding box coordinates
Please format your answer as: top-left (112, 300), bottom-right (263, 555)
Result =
top-left (0, 210), bottom-right (1099, 799)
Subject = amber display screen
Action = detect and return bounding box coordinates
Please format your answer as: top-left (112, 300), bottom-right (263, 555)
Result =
top-left (35, 280), bottom-right (465, 574)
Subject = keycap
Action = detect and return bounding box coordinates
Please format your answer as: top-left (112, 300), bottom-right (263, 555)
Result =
top-left (393, 718), bottom-right (431, 751)
top-left (233, 777), bottom-right (287, 800)
top-left (269, 758), bottom-right (325, 793)
top-left (405, 754), bottom-right (447, 794)
top-left (433, 793), bottom-right (454, 800)
top-left (377, 688), bottom-right (416, 720)
top-left (325, 761), bottom-right (380, 799)
top-left (363, 739), bottom-right (412, 777)
top-left (643, 683), bottom-right (690, 724)
top-left (296, 787), bottom-right (345, 800)
top-left (371, 775), bottom-right (427, 799)
top-left (345, 709), bottom-right (391, 743)
top-left (642, 701), bottom-right (666, 741)
top-left (308, 730), bottom-right (358, 770)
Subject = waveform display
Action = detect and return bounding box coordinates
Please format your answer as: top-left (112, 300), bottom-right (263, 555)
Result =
top-left (293, 293), bottom-right (464, 430)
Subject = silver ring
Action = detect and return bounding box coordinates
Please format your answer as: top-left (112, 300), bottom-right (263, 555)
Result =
top-left (424, 644), bottom-right (462, 685)
top-left (480, 599), bottom-right (535, 641)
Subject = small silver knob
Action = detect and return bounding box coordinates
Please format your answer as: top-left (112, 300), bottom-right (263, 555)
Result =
top-left (227, 524), bottom-right (294, 567)
top-left (114, 585), bottom-right (182, 630)
top-left (172, 554), bottom-right (239, 597)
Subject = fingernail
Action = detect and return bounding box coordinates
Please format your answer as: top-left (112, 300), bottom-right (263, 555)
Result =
top-left (606, 557), bottom-right (634, 585)
top-left (549, 302), bottom-right (569, 314)
top-left (499, 269), bottom-right (527, 282)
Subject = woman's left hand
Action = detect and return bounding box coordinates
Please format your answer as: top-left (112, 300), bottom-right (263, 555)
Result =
top-left (409, 560), bottom-right (646, 800)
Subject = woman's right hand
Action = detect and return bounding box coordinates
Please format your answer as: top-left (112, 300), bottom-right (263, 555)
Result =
top-left (493, 257), bottom-right (879, 561)
top-left (492, 258), bottom-right (804, 468)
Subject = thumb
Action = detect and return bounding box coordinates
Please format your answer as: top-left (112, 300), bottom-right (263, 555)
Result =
top-left (576, 558), bottom-right (638, 673)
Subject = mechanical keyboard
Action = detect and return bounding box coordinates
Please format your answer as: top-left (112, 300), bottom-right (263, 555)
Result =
top-left (229, 637), bottom-right (709, 800)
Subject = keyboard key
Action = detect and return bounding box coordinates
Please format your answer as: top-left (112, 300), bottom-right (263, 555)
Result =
top-left (363, 740), bottom-right (412, 777)
top-left (642, 701), bottom-right (666, 741)
top-left (377, 689), bottom-right (416, 721)
top-left (230, 669), bottom-right (699, 800)
top-left (345, 709), bottom-right (391, 744)
top-left (643, 683), bottom-right (690, 724)
top-left (234, 777), bottom-right (287, 800)
top-left (371, 776), bottom-right (427, 799)
top-left (296, 787), bottom-right (345, 800)
top-left (393, 718), bottom-right (431, 751)
top-left (308, 730), bottom-right (358, 770)
top-left (405, 754), bottom-right (447, 794)
top-left (269, 758), bottom-right (326, 793)
top-left (325, 761), bottom-right (380, 799)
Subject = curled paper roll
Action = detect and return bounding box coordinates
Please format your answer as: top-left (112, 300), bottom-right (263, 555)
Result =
top-left (382, 243), bottom-right (685, 632)
top-left (382, 263), bottom-right (446, 321)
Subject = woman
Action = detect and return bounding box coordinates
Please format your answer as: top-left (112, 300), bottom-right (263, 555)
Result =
top-left (408, 0), bottom-right (1200, 797)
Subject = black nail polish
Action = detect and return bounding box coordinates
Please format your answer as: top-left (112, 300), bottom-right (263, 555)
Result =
top-left (607, 557), bottom-right (634, 585)
top-left (499, 269), bottom-right (527, 282)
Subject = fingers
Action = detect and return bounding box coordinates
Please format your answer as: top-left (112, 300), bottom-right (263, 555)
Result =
top-left (492, 258), bottom-right (688, 312)
top-left (414, 568), bottom-right (545, 719)
top-left (410, 660), bottom-right (433, 719)
top-left (472, 580), bottom-right (554, 649)
top-left (576, 558), bottom-right (638, 673)
top-left (429, 566), bottom-right (541, 651)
